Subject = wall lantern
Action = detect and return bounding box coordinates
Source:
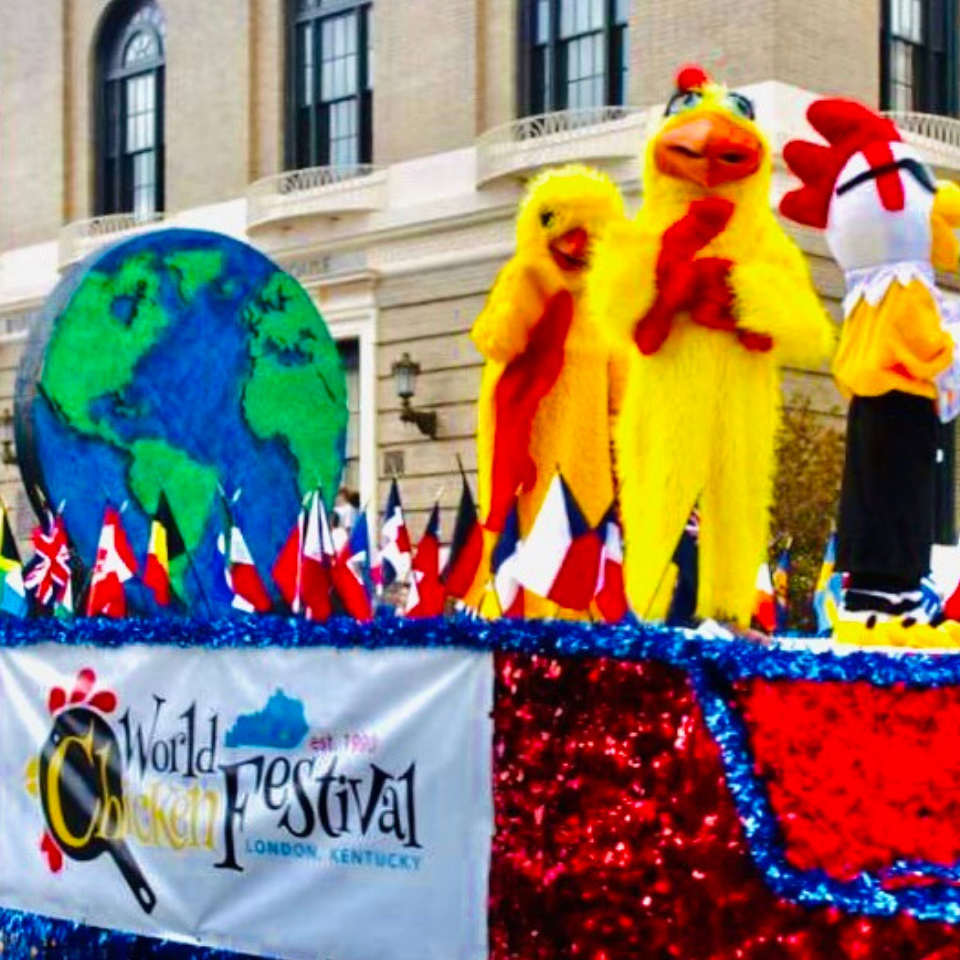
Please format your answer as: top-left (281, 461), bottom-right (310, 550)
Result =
top-left (391, 352), bottom-right (438, 439)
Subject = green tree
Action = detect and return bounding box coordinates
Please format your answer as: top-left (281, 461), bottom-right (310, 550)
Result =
top-left (771, 399), bottom-right (845, 633)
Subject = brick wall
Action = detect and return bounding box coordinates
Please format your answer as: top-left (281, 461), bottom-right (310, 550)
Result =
top-left (0, 2), bottom-right (64, 251)
top-left (374, 0), bottom-right (479, 163)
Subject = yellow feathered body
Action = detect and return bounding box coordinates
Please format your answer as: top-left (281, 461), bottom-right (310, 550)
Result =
top-left (472, 165), bottom-right (627, 618)
top-left (590, 81), bottom-right (835, 625)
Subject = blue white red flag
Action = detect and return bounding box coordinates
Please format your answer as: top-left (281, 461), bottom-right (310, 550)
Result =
top-left (594, 507), bottom-right (628, 622)
top-left (491, 500), bottom-right (524, 618)
top-left (333, 510), bottom-right (374, 620)
top-left (379, 479), bottom-right (412, 588)
top-left (516, 474), bottom-right (602, 611)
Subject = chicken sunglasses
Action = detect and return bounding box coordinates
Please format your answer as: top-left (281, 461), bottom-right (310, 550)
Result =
top-left (835, 157), bottom-right (937, 198)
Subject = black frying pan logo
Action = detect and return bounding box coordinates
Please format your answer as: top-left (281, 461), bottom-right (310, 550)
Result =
top-left (27, 668), bottom-right (157, 914)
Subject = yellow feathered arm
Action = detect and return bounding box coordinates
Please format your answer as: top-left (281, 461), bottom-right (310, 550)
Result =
top-left (932, 180), bottom-right (960, 271)
top-left (471, 261), bottom-right (563, 364)
top-left (730, 228), bottom-right (836, 368)
top-left (586, 220), bottom-right (662, 347)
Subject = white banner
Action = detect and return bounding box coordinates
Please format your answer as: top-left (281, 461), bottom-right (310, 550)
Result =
top-left (0, 644), bottom-right (493, 960)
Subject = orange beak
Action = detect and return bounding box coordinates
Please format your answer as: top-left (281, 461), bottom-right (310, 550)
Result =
top-left (655, 113), bottom-right (763, 187)
top-left (549, 227), bottom-right (589, 271)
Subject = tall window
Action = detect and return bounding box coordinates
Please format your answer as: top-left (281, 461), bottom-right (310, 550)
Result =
top-left (521, 0), bottom-right (629, 116)
top-left (288, 0), bottom-right (373, 170)
top-left (882, 0), bottom-right (958, 115)
top-left (96, 0), bottom-right (165, 218)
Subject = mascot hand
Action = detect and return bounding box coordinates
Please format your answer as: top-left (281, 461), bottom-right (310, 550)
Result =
top-left (634, 198), bottom-right (735, 354)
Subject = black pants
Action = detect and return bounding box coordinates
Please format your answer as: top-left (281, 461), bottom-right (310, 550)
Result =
top-left (837, 391), bottom-right (937, 592)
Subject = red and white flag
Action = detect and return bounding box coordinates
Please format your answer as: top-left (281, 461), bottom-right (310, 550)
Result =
top-left (220, 519), bottom-right (272, 614)
top-left (298, 491), bottom-right (335, 621)
top-left (273, 491), bottom-right (334, 620)
top-left (517, 474), bottom-right (602, 611)
top-left (86, 506), bottom-right (138, 618)
top-left (405, 504), bottom-right (445, 618)
top-left (594, 508), bottom-right (628, 622)
top-left (753, 562), bottom-right (776, 632)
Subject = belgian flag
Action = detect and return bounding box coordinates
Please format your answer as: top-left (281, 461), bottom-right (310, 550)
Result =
top-left (144, 491), bottom-right (186, 607)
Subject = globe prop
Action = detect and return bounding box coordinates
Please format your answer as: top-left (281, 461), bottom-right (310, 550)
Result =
top-left (15, 228), bottom-right (347, 613)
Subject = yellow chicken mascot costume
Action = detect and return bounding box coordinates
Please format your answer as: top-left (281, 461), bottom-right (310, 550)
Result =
top-left (472, 164), bottom-right (626, 619)
top-left (781, 98), bottom-right (960, 647)
top-left (590, 65), bottom-right (835, 627)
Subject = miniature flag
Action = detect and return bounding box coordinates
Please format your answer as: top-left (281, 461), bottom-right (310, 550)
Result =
top-left (813, 531), bottom-right (843, 635)
top-left (24, 509), bottom-right (73, 610)
top-left (594, 507), bottom-right (627, 623)
top-left (380, 479), bottom-right (412, 588)
top-left (333, 510), bottom-right (374, 620)
top-left (298, 490), bottom-right (335, 621)
top-left (406, 504), bottom-right (446, 618)
top-left (443, 475), bottom-right (484, 602)
top-left (753, 562), bottom-right (776, 633)
top-left (516, 474), bottom-right (602, 611)
top-left (273, 492), bottom-right (312, 610)
top-left (667, 509), bottom-right (699, 625)
top-left (86, 505), bottom-right (138, 618)
top-left (773, 546), bottom-right (791, 633)
top-left (272, 490), bottom-right (333, 619)
top-left (218, 497), bottom-right (272, 614)
top-left (491, 500), bottom-right (524, 618)
top-left (144, 491), bottom-right (186, 607)
top-left (0, 502), bottom-right (26, 617)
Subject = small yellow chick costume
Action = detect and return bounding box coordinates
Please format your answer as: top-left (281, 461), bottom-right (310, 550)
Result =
top-left (472, 165), bottom-right (627, 618)
top-left (589, 66), bottom-right (834, 626)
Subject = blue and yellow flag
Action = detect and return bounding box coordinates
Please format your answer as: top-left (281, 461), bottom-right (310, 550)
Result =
top-left (813, 531), bottom-right (842, 636)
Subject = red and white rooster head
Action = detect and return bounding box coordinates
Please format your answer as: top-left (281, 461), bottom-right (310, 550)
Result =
top-left (780, 98), bottom-right (939, 271)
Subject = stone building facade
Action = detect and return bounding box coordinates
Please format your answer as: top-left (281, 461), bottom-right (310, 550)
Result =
top-left (0, 0), bottom-right (958, 543)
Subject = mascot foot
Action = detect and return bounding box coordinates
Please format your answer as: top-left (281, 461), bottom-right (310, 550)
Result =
top-left (838, 582), bottom-right (942, 629)
top-left (833, 618), bottom-right (960, 650)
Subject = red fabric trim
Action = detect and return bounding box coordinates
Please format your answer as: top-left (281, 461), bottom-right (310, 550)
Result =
top-left (487, 290), bottom-right (574, 532)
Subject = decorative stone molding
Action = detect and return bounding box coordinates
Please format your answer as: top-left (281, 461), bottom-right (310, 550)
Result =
top-left (476, 106), bottom-right (648, 186)
top-left (247, 165), bottom-right (387, 231)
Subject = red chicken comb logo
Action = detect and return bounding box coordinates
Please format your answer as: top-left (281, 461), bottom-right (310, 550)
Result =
top-left (47, 667), bottom-right (117, 717)
top-left (780, 98), bottom-right (903, 228)
top-left (675, 64), bottom-right (710, 93)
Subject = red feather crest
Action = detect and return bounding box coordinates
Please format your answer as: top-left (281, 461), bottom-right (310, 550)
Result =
top-left (675, 64), bottom-right (710, 93)
top-left (780, 98), bottom-right (903, 228)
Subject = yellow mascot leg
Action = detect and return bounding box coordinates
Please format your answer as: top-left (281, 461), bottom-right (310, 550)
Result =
top-left (617, 369), bottom-right (711, 621)
top-left (698, 371), bottom-right (778, 626)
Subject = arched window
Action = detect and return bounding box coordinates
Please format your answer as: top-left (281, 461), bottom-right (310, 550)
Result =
top-left (287, 0), bottom-right (373, 171)
top-left (882, 0), bottom-right (958, 115)
top-left (96, 0), bottom-right (165, 218)
top-left (520, 0), bottom-right (629, 117)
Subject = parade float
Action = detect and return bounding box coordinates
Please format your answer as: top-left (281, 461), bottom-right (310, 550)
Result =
top-left (6, 69), bottom-right (960, 960)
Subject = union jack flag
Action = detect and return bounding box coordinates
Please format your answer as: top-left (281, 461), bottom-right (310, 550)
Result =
top-left (24, 510), bottom-right (72, 608)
